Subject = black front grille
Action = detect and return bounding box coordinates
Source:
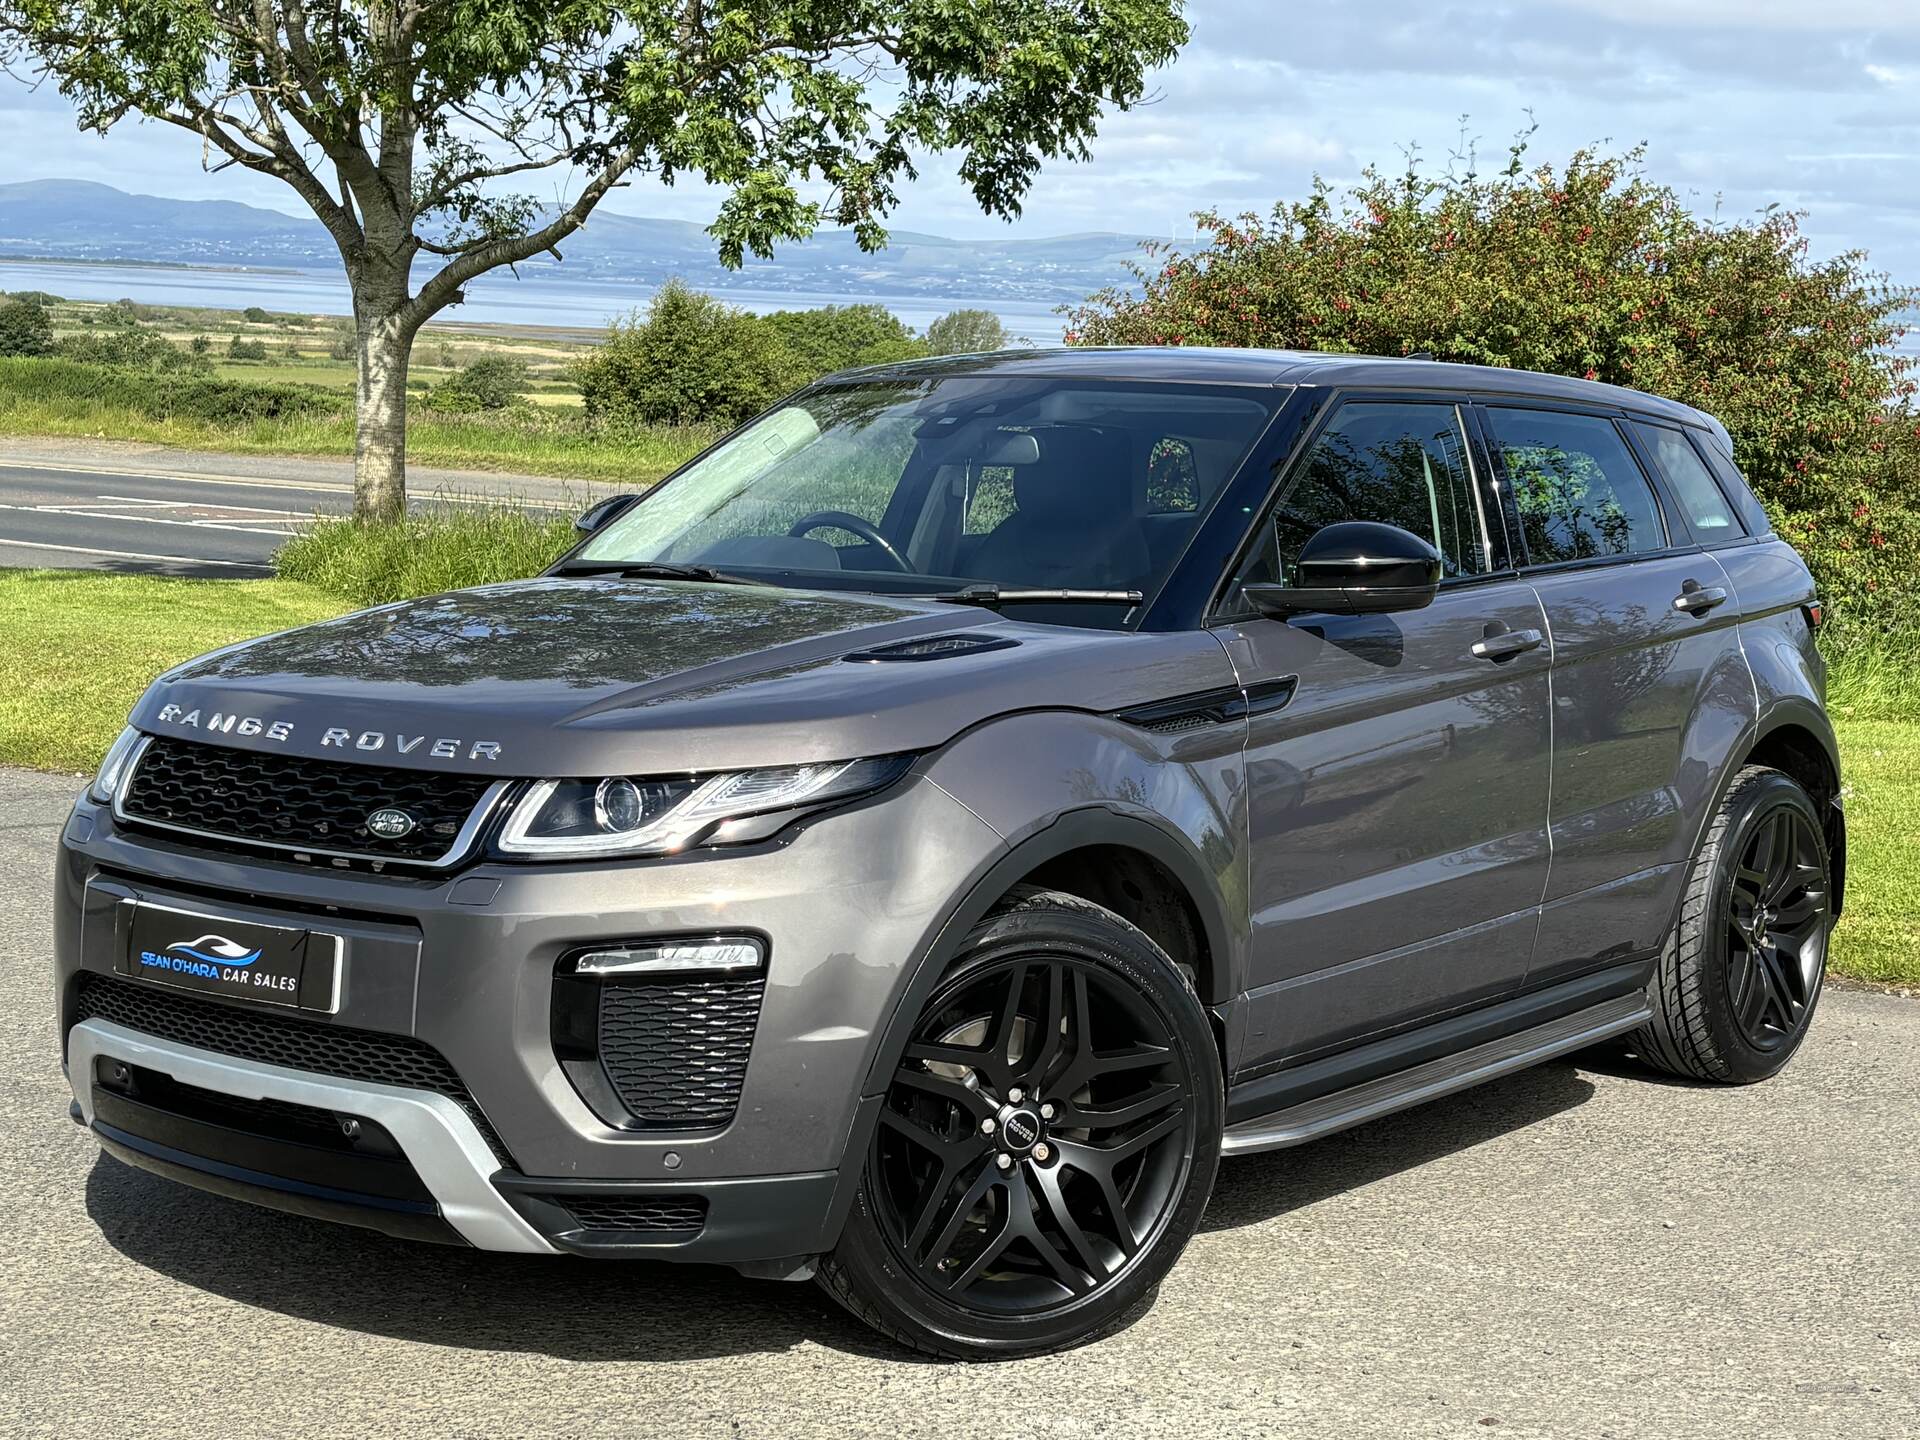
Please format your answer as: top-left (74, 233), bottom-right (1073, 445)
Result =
top-left (73, 973), bottom-right (514, 1165)
top-left (121, 735), bottom-right (495, 863)
top-left (598, 977), bottom-right (765, 1129)
top-left (550, 1194), bottom-right (708, 1234)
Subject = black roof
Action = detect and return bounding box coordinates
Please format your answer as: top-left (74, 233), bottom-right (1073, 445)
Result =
top-left (838, 345), bottom-right (1729, 448)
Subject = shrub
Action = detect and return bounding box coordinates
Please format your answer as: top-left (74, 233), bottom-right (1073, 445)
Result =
top-left (227, 335), bottom-right (269, 361)
top-left (761, 303), bottom-right (927, 374)
top-left (274, 504), bottom-right (577, 605)
top-left (428, 354), bottom-right (527, 411)
top-left (1, 356), bottom-right (344, 422)
top-left (0, 298), bottom-right (55, 357)
top-left (924, 308), bottom-right (1011, 356)
top-left (5, 289), bottom-right (62, 306)
top-left (56, 327), bottom-right (207, 372)
top-left (328, 334), bottom-right (357, 361)
top-left (1068, 139), bottom-right (1920, 635)
top-left (242, 306), bottom-right (273, 323)
top-left (574, 280), bottom-right (804, 427)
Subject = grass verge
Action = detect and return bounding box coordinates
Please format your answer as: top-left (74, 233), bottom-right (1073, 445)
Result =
top-left (0, 356), bottom-right (713, 484)
top-left (275, 506), bottom-right (578, 606)
top-left (0, 566), bottom-right (1912, 986)
top-left (0, 570), bottom-right (345, 773)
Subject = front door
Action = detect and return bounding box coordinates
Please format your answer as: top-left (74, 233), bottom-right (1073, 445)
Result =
top-left (1216, 398), bottom-right (1554, 1072)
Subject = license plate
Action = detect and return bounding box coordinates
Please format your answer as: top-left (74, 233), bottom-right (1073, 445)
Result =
top-left (123, 904), bottom-right (340, 1011)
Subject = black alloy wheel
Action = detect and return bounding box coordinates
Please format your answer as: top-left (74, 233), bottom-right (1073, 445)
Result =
top-left (1634, 766), bottom-right (1833, 1083)
top-left (1725, 803), bottom-right (1829, 1051)
top-left (819, 888), bottom-right (1221, 1358)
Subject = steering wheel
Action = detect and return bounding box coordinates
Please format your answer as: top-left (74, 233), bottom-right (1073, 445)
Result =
top-left (786, 510), bottom-right (913, 573)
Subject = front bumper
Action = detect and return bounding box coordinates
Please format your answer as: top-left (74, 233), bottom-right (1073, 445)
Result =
top-left (55, 775), bottom-right (1006, 1258)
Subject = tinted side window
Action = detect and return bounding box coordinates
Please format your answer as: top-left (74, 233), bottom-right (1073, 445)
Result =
top-left (1632, 421), bottom-right (1744, 540)
top-left (1487, 408), bottom-right (1666, 564)
top-left (1240, 401), bottom-right (1490, 587)
top-left (1693, 435), bottom-right (1774, 537)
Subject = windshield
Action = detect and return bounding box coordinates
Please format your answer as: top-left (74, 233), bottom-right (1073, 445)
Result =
top-left (573, 375), bottom-right (1283, 626)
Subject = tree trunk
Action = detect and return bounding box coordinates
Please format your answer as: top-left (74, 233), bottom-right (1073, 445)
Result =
top-left (353, 309), bottom-right (415, 522)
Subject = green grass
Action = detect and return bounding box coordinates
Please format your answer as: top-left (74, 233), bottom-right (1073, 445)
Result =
top-left (1827, 720), bottom-right (1919, 987)
top-left (0, 356), bottom-right (713, 484)
top-left (0, 565), bottom-right (1912, 986)
top-left (275, 506), bottom-right (578, 606)
top-left (0, 570), bottom-right (345, 773)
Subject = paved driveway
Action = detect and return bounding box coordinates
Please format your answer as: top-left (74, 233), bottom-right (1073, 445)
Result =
top-left (1, 766), bottom-right (1913, 1439)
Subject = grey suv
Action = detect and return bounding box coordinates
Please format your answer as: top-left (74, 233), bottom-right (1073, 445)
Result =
top-left (53, 348), bottom-right (1843, 1359)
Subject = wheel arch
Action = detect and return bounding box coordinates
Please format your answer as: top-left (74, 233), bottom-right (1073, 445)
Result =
top-left (1701, 700), bottom-right (1846, 916)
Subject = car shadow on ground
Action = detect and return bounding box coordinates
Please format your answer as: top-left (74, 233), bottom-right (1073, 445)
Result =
top-left (84, 1054), bottom-right (1622, 1363)
top-left (1202, 1057), bottom-right (1602, 1232)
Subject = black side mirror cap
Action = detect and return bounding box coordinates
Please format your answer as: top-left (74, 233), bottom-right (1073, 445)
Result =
top-left (574, 493), bottom-right (641, 534)
top-left (1242, 521), bottom-right (1443, 618)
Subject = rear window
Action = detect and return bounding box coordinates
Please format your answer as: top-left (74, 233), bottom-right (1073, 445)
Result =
top-left (1692, 434), bottom-right (1774, 538)
top-left (1486, 408), bottom-right (1667, 564)
top-left (1633, 422), bottom-right (1744, 541)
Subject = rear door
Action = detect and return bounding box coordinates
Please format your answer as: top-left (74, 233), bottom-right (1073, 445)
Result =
top-left (1215, 396), bottom-right (1553, 1070)
top-left (1477, 403), bottom-right (1757, 987)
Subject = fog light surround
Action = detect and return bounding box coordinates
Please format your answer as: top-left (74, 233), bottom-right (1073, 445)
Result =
top-left (571, 936), bottom-right (765, 977)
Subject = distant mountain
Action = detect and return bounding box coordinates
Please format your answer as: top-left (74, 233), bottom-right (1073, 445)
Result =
top-left (0, 179), bottom-right (1150, 302)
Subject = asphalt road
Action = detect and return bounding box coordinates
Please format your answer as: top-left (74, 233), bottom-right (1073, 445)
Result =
top-left (0, 441), bottom-right (597, 577)
top-left (2, 764), bottom-right (1915, 1439)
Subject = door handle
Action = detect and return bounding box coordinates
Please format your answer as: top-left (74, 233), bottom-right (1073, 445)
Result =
top-left (1673, 581), bottom-right (1729, 615)
top-left (1470, 627), bottom-right (1544, 661)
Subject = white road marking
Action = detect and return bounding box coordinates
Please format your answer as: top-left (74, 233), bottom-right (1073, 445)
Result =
top-left (97, 493), bottom-right (307, 517)
top-left (0, 502), bottom-right (304, 537)
top-left (0, 457), bottom-right (580, 509)
top-left (0, 537), bottom-right (270, 569)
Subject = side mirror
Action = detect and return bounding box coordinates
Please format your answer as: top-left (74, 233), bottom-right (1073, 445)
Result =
top-left (574, 493), bottom-right (640, 534)
top-left (1242, 521), bottom-right (1442, 618)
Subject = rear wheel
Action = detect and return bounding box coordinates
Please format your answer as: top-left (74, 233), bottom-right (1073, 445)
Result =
top-left (818, 887), bottom-right (1222, 1359)
top-left (1633, 766), bottom-right (1832, 1083)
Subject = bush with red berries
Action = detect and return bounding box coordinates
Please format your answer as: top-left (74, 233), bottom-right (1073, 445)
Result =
top-left (1067, 140), bottom-right (1920, 644)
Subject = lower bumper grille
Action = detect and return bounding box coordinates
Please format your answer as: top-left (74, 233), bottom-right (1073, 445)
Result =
top-left (72, 973), bottom-right (514, 1165)
top-left (550, 1194), bottom-right (709, 1234)
top-left (598, 977), bottom-right (766, 1129)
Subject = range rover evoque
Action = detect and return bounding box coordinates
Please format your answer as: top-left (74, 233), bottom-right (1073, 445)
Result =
top-left (54, 348), bottom-right (1843, 1359)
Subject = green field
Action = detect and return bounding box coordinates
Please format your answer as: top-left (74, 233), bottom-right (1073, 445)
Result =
top-left (0, 567), bottom-right (1911, 987)
top-left (0, 293), bottom-right (724, 482)
top-left (0, 355), bottom-right (711, 483)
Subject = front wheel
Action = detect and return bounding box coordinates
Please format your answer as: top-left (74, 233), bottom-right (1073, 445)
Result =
top-left (1632, 766), bottom-right (1833, 1083)
top-left (818, 887), bottom-right (1222, 1359)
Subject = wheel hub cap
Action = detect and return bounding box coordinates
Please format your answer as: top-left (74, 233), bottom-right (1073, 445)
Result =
top-left (998, 1106), bottom-right (1043, 1153)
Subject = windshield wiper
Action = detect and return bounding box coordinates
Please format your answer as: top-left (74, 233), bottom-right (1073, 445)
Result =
top-left (927, 584), bottom-right (1145, 608)
top-left (553, 560), bottom-right (757, 585)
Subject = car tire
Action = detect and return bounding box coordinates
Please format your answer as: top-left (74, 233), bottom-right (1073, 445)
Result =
top-left (817, 886), bottom-right (1223, 1360)
top-left (1632, 766), bottom-right (1833, 1084)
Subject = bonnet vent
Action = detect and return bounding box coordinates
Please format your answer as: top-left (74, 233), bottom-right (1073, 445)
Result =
top-left (843, 633), bottom-right (1021, 664)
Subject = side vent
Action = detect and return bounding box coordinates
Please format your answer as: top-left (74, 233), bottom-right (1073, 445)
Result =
top-left (1112, 677), bottom-right (1298, 734)
top-left (844, 633), bottom-right (1021, 663)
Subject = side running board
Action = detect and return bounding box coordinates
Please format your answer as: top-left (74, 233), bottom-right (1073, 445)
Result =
top-left (1219, 992), bottom-right (1651, 1156)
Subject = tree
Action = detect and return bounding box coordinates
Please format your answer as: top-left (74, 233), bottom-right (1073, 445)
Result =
top-left (925, 307), bottom-right (1012, 355)
top-left (574, 281), bottom-right (803, 428)
top-left (762, 303), bottom-right (927, 374)
top-left (2, 2), bottom-right (1188, 520)
top-left (0, 297), bottom-right (55, 356)
top-left (1067, 140), bottom-right (1920, 635)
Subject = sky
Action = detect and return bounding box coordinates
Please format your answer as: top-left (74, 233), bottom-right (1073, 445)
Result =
top-left (5, 0), bottom-right (1920, 280)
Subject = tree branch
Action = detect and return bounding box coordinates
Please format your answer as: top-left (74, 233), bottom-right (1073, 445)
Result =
top-left (404, 147), bottom-right (637, 327)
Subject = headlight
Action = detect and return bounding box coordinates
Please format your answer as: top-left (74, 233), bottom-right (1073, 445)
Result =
top-left (90, 727), bottom-right (144, 804)
top-left (495, 754), bottom-right (914, 857)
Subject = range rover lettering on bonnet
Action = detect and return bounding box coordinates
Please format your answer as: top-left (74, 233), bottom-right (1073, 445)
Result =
top-left (152, 704), bottom-right (502, 762)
